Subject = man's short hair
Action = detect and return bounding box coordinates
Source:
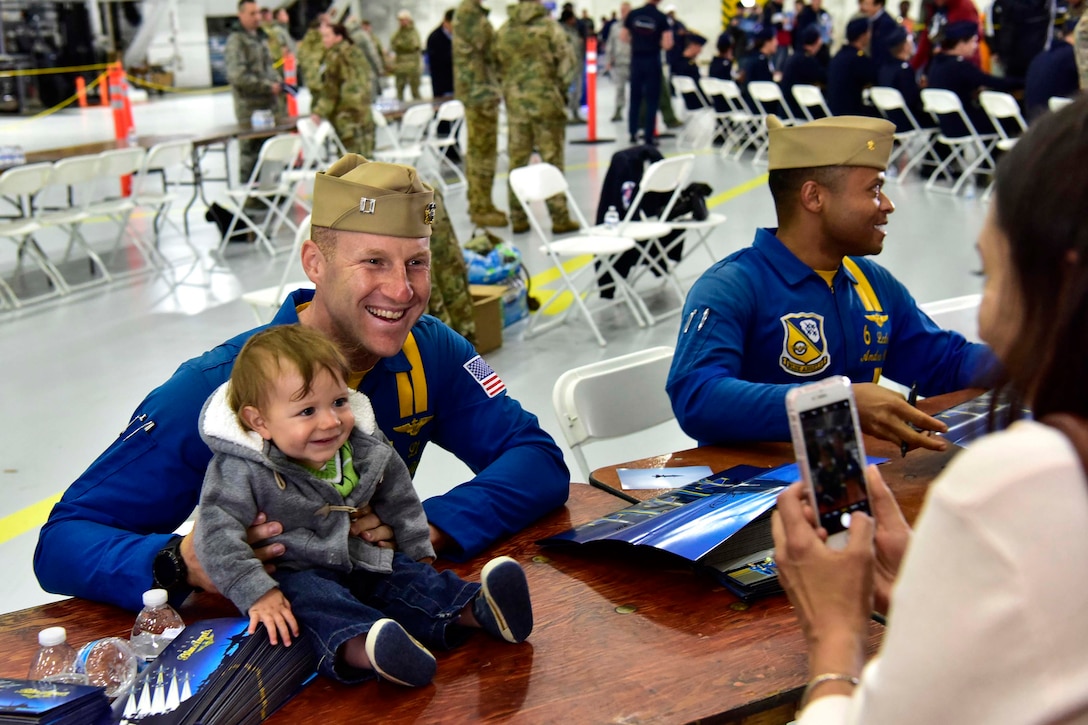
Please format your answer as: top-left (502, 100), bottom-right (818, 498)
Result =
top-left (238, 0), bottom-right (256, 11)
top-left (768, 167), bottom-right (848, 219)
top-left (444, 8), bottom-right (455, 22)
top-left (229, 325), bottom-right (351, 429)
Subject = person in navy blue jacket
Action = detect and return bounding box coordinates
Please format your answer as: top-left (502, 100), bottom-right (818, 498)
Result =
top-left (667, 115), bottom-right (997, 449)
top-left (827, 18), bottom-right (879, 116)
top-left (927, 21), bottom-right (1022, 136)
top-left (34, 156), bottom-right (570, 612)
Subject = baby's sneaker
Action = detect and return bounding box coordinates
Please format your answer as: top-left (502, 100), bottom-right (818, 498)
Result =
top-left (365, 618), bottom-right (436, 687)
top-left (474, 556), bottom-right (534, 643)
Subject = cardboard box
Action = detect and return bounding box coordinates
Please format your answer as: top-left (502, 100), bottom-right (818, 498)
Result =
top-left (470, 284), bottom-right (506, 355)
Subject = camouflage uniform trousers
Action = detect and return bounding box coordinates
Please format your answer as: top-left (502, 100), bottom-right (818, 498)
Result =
top-left (396, 66), bottom-right (422, 100)
top-left (333, 114), bottom-right (376, 158)
top-left (506, 116), bottom-right (572, 226)
top-left (464, 102), bottom-right (500, 214)
top-left (426, 187), bottom-right (477, 345)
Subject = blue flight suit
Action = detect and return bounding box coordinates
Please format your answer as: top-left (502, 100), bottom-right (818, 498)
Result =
top-left (1024, 41), bottom-right (1078, 121)
top-left (34, 289), bottom-right (569, 611)
top-left (626, 2), bottom-right (670, 142)
top-left (780, 51), bottom-right (828, 117)
top-left (927, 53), bottom-right (1022, 136)
top-left (666, 229), bottom-right (997, 446)
top-left (827, 45), bottom-right (878, 117)
top-left (876, 60), bottom-right (936, 131)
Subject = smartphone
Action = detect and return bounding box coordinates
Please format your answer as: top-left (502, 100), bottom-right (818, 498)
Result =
top-left (786, 376), bottom-right (871, 549)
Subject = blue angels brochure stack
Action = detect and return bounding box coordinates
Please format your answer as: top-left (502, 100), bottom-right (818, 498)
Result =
top-left (117, 618), bottom-right (317, 725)
top-left (540, 465), bottom-right (792, 600)
top-left (0, 678), bottom-right (110, 725)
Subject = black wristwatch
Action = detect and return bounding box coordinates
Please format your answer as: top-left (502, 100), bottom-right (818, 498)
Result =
top-left (152, 535), bottom-right (190, 598)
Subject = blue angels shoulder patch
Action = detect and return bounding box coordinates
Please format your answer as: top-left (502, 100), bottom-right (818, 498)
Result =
top-left (780, 313), bottom-right (831, 376)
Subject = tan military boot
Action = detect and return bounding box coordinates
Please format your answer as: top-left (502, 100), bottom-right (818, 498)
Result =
top-left (511, 217), bottom-right (530, 234)
top-left (470, 208), bottom-right (509, 228)
top-left (551, 217), bottom-right (581, 235)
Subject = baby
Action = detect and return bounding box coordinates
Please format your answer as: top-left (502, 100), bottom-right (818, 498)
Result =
top-left (193, 324), bottom-right (532, 687)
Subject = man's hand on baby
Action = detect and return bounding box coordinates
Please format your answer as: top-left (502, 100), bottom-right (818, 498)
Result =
top-left (248, 588), bottom-right (299, 646)
top-left (349, 505), bottom-right (396, 548)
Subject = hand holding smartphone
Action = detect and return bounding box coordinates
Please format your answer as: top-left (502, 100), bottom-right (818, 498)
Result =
top-left (786, 377), bottom-right (871, 550)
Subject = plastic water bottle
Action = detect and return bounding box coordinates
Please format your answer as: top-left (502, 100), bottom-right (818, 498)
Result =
top-left (130, 589), bottom-right (185, 662)
top-left (27, 627), bottom-right (90, 685)
top-left (73, 637), bottom-right (138, 698)
top-left (604, 205), bottom-right (620, 231)
top-left (126, 126), bottom-right (138, 147)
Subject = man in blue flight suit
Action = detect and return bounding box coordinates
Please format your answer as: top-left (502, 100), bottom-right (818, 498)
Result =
top-left (667, 115), bottom-right (996, 449)
top-left (876, 26), bottom-right (936, 131)
top-left (860, 0), bottom-right (901, 69)
top-left (1024, 17), bottom-right (1079, 121)
top-left (624, 0), bottom-right (674, 145)
top-left (780, 25), bottom-right (828, 118)
top-left (927, 20), bottom-right (1022, 136)
top-left (34, 156), bottom-right (570, 612)
top-left (827, 17), bottom-right (879, 116)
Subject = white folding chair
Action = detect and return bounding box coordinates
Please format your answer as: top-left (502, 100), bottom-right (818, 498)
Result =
top-left (93, 147), bottom-right (167, 277)
top-left (978, 90), bottom-right (1026, 153)
top-left (552, 346), bottom-right (686, 481)
top-left (791, 84), bottom-right (831, 121)
top-left (132, 139), bottom-right (195, 256)
top-left (1049, 96), bottom-right (1074, 113)
top-left (0, 162), bottom-right (68, 306)
top-left (240, 213), bottom-right (314, 323)
top-left (705, 78), bottom-right (763, 159)
top-left (372, 106), bottom-right (424, 165)
top-left (509, 162), bottom-right (645, 347)
top-left (868, 86), bottom-right (941, 184)
top-left (978, 91), bottom-right (1027, 201)
top-left (747, 81), bottom-right (800, 164)
top-left (424, 99), bottom-right (467, 192)
top-left (218, 133), bottom-right (303, 258)
top-left (282, 118), bottom-right (344, 215)
top-left (671, 75), bottom-right (710, 114)
top-left (920, 88), bottom-right (999, 196)
top-left (602, 154), bottom-right (698, 324)
top-left (37, 154), bottom-right (113, 290)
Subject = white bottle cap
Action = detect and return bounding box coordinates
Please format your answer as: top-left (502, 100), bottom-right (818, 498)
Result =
top-left (142, 589), bottom-right (169, 607)
top-left (38, 626), bottom-right (67, 647)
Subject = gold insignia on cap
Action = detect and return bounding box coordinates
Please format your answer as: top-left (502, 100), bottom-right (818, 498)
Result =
top-left (359, 197), bottom-right (376, 214)
top-left (423, 202), bottom-right (436, 226)
top-left (867, 140), bottom-right (875, 151)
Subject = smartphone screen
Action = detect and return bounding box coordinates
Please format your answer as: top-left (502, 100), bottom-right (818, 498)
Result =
top-left (798, 399), bottom-right (870, 536)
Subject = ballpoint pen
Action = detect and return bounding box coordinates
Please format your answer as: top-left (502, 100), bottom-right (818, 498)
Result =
top-left (901, 381), bottom-right (918, 458)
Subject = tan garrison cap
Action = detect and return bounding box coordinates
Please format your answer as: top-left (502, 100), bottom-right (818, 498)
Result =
top-left (312, 155), bottom-right (435, 237)
top-left (767, 116), bottom-right (895, 171)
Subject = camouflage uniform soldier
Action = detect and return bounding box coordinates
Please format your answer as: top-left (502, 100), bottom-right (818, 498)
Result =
top-left (426, 187), bottom-right (477, 344)
top-left (495, 0), bottom-right (580, 234)
top-left (226, 0), bottom-right (282, 182)
top-left (297, 18), bottom-right (326, 93)
top-left (391, 10), bottom-right (423, 101)
top-left (261, 19), bottom-right (293, 61)
top-left (311, 23), bottom-right (375, 158)
top-left (1076, 14), bottom-right (1088, 89)
top-left (345, 16), bottom-right (385, 98)
top-left (454, 0), bottom-right (508, 228)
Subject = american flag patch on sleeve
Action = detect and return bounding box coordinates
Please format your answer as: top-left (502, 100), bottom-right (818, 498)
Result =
top-left (464, 355), bottom-right (506, 398)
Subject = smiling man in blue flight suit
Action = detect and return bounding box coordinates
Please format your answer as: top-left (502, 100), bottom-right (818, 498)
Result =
top-left (34, 156), bottom-right (570, 612)
top-left (667, 115), bottom-right (997, 451)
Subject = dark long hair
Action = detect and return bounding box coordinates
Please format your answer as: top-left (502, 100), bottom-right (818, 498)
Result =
top-left (992, 96), bottom-right (1088, 420)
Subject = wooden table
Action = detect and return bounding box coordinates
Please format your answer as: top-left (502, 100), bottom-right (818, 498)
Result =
top-left (0, 391), bottom-right (977, 724)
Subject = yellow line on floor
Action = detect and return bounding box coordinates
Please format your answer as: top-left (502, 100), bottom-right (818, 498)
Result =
top-left (527, 171), bottom-right (767, 315)
top-left (0, 493), bottom-right (61, 545)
